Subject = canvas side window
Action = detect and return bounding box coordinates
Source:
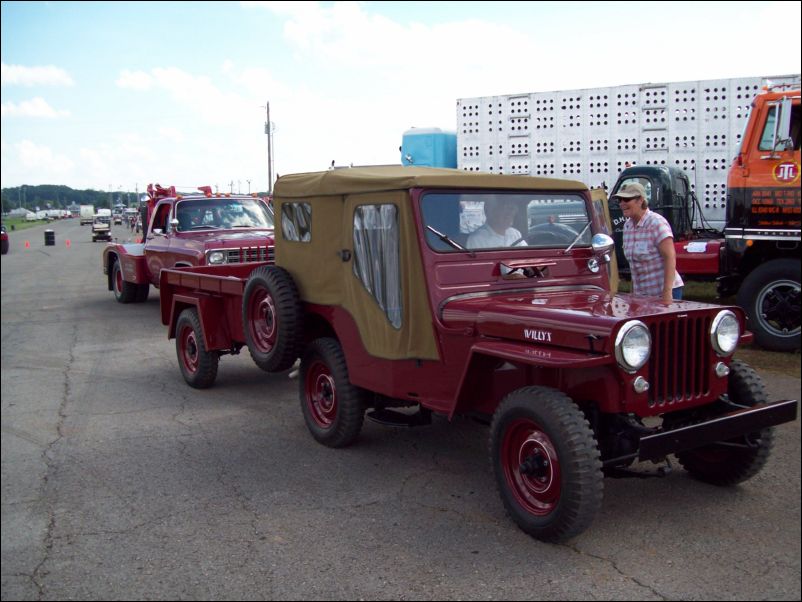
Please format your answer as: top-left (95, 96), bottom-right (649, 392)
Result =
top-left (352, 204), bottom-right (402, 329)
top-left (281, 202), bottom-right (312, 242)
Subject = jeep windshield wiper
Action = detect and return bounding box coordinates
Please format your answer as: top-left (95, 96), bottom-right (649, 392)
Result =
top-left (426, 225), bottom-right (473, 256)
top-left (564, 221), bottom-right (592, 254)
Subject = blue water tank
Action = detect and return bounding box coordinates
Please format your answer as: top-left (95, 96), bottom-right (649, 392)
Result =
top-left (400, 128), bottom-right (457, 168)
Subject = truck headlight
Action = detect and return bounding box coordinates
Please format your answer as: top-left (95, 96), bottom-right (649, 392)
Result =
top-left (710, 310), bottom-right (739, 356)
top-left (207, 251), bottom-right (226, 265)
top-left (615, 320), bottom-right (651, 373)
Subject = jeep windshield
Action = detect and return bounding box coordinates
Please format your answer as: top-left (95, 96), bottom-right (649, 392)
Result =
top-left (420, 192), bottom-right (592, 252)
top-left (176, 198), bottom-right (274, 232)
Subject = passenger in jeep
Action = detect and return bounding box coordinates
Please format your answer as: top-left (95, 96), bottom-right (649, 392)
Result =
top-left (467, 197), bottom-right (527, 248)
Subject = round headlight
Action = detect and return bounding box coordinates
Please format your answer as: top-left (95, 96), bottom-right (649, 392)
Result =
top-left (615, 320), bottom-right (651, 373)
top-left (711, 310), bottom-right (739, 356)
top-left (207, 251), bottom-right (226, 265)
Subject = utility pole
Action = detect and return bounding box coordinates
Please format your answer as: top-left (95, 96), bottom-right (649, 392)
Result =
top-left (246, 179), bottom-right (251, 194)
top-left (265, 101), bottom-right (274, 195)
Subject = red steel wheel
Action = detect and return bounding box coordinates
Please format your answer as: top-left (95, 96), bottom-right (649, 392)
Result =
top-left (247, 284), bottom-right (278, 355)
top-left (175, 308), bottom-right (218, 389)
top-left (501, 418), bottom-right (562, 517)
top-left (242, 266), bottom-right (303, 372)
top-left (112, 260), bottom-right (137, 303)
top-left (305, 359), bottom-right (338, 429)
top-left (299, 338), bottom-right (366, 448)
top-left (490, 386), bottom-right (602, 542)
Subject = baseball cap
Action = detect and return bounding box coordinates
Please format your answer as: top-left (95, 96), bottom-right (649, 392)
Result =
top-left (614, 182), bottom-right (646, 199)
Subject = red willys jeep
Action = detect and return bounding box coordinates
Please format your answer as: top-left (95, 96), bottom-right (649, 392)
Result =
top-left (158, 166), bottom-right (798, 542)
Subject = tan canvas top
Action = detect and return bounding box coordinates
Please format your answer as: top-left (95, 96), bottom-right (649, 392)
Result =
top-left (273, 166), bottom-right (592, 362)
top-left (274, 166), bottom-right (588, 198)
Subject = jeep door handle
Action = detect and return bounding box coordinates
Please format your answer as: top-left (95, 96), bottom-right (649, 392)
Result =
top-left (340, 249), bottom-right (352, 262)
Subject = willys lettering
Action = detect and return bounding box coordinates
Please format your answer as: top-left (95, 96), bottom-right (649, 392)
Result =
top-left (524, 328), bottom-right (552, 342)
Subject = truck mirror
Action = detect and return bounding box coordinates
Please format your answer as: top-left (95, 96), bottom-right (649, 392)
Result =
top-left (591, 233), bottom-right (614, 254)
top-left (775, 97), bottom-right (793, 151)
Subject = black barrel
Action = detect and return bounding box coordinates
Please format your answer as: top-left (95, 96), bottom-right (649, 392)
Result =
top-left (44, 229), bottom-right (55, 246)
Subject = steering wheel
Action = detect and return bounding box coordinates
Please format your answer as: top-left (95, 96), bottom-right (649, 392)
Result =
top-left (526, 222), bottom-right (580, 246)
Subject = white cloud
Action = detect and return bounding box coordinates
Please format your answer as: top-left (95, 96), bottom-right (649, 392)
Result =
top-left (116, 70), bottom-right (154, 91)
top-left (1, 97), bottom-right (70, 118)
top-left (1, 63), bottom-right (75, 87)
top-left (16, 140), bottom-right (74, 174)
top-left (159, 127), bottom-right (185, 143)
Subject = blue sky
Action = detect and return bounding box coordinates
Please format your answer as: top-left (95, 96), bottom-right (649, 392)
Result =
top-left (2, 1), bottom-right (800, 193)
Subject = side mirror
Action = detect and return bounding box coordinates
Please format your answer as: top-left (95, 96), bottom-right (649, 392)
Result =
top-left (591, 233), bottom-right (614, 254)
top-left (170, 218), bottom-right (180, 230)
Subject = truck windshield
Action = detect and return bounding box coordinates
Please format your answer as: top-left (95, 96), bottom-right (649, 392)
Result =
top-left (176, 198), bottom-right (274, 232)
top-left (420, 192), bottom-right (592, 252)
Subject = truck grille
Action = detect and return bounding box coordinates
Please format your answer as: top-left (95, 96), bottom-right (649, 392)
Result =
top-left (225, 246), bottom-right (274, 264)
top-left (648, 315), bottom-right (712, 407)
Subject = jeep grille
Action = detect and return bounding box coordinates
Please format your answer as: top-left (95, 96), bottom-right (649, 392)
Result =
top-left (648, 314), bottom-right (712, 407)
top-left (224, 246), bottom-right (274, 264)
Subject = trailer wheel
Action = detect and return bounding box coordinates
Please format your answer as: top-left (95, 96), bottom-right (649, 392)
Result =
top-left (176, 307), bottom-right (219, 389)
top-left (676, 360), bottom-right (775, 486)
top-left (112, 261), bottom-right (138, 304)
top-left (737, 258), bottom-right (800, 351)
top-left (242, 266), bottom-right (303, 372)
top-left (490, 387), bottom-right (603, 542)
top-left (300, 338), bottom-right (366, 448)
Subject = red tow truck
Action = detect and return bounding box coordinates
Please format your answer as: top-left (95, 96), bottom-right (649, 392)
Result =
top-left (102, 184), bottom-right (274, 303)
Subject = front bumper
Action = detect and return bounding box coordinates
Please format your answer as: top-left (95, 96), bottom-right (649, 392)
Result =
top-left (638, 399), bottom-right (798, 461)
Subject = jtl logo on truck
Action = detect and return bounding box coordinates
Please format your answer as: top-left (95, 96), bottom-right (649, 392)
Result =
top-left (774, 161), bottom-right (800, 184)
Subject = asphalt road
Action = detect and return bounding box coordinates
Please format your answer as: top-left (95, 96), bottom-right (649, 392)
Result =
top-left (2, 219), bottom-right (800, 601)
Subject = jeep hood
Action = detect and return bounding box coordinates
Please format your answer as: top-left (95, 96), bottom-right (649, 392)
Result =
top-left (441, 288), bottom-right (719, 354)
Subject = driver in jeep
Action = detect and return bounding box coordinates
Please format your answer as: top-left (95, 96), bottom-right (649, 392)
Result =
top-left (467, 197), bottom-right (527, 248)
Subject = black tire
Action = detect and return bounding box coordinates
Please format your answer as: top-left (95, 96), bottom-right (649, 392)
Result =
top-left (175, 307), bottom-right (219, 389)
top-left (736, 258), bottom-right (800, 351)
top-left (135, 283), bottom-right (150, 303)
top-left (490, 387), bottom-right (603, 542)
top-left (676, 360), bottom-right (774, 486)
top-left (1, 239), bottom-right (9, 255)
top-left (112, 261), bottom-right (138, 304)
top-left (242, 266), bottom-right (303, 372)
top-left (299, 338), bottom-right (366, 448)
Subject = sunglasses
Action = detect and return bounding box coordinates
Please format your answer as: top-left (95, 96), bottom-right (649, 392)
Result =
top-left (617, 197), bottom-right (640, 204)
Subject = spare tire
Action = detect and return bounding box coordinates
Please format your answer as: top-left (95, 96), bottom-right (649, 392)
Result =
top-left (242, 265), bottom-right (303, 372)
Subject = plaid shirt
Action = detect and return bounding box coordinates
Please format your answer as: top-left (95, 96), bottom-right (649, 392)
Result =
top-left (623, 210), bottom-right (684, 297)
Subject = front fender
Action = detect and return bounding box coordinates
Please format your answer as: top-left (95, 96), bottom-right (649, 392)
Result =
top-left (449, 341), bottom-right (611, 419)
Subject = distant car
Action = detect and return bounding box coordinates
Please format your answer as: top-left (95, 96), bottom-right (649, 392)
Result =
top-left (1, 224), bottom-right (9, 255)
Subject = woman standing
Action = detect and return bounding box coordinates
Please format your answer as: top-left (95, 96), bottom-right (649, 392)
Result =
top-left (616, 182), bottom-right (684, 302)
